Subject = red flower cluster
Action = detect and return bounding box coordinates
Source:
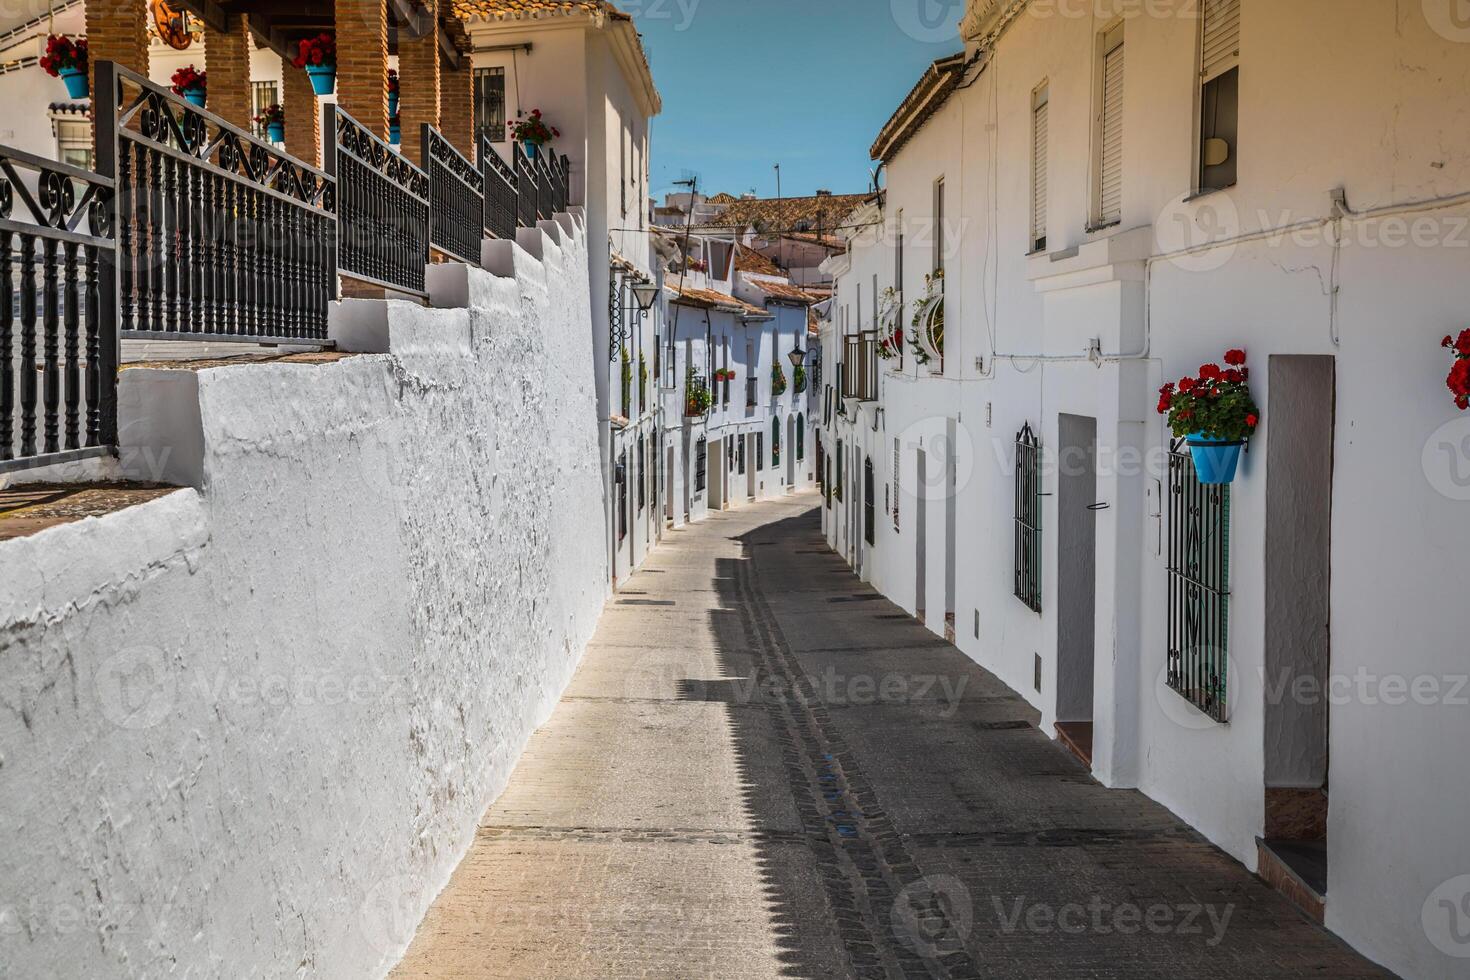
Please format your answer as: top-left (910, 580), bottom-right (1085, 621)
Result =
top-left (1444, 329), bottom-right (1470, 410)
top-left (1157, 347), bottom-right (1261, 441)
top-left (170, 64), bottom-right (205, 94)
top-left (253, 103), bottom-right (285, 126)
top-left (292, 33), bottom-right (335, 69)
top-left (509, 108), bottom-right (560, 145)
top-left (40, 34), bottom-right (87, 76)
top-left (387, 68), bottom-right (399, 94)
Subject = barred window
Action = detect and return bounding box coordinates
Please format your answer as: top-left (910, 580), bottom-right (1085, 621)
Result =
top-left (694, 437), bottom-right (707, 493)
top-left (474, 67), bottom-right (507, 144)
top-left (1166, 441), bottom-right (1231, 721)
top-left (863, 457), bottom-right (875, 545)
top-left (797, 414), bottom-right (805, 461)
top-left (1014, 423), bottom-right (1041, 612)
top-left (892, 438), bottom-right (901, 531)
top-left (616, 450), bottom-right (628, 542)
top-left (637, 434), bottom-right (646, 511)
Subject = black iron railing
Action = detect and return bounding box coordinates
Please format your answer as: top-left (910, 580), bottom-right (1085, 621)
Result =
top-left (1166, 441), bottom-right (1231, 722)
top-left (481, 136), bottom-right (517, 241)
top-left (101, 63), bottom-right (335, 343)
top-left (423, 125), bottom-right (483, 266)
top-left (0, 146), bottom-right (117, 474)
top-left (1014, 422), bottom-right (1042, 612)
top-left (514, 143), bottom-right (538, 231)
top-left (325, 105), bottom-right (429, 298)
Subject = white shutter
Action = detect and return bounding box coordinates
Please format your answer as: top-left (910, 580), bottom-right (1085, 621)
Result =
top-left (1201, 0), bottom-right (1240, 82)
top-left (1031, 88), bottom-right (1049, 249)
top-left (1099, 29), bottom-right (1125, 225)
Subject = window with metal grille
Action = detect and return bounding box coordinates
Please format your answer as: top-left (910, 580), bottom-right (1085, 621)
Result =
top-left (1096, 23), bottom-right (1124, 227)
top-left (1031, 84), bottom-right (1049, 253)
top-left (251, 82), bottom-right (278, 139)
top-left (796, 414), bottom-right (805, 461)
top-left (616, 450), bottom-right (628, 542)
top-left (695, 437), bottom-right (707, 493)
top-left (737, 436), bottom-right (746, 474)
top-left (825, 457), bottom-right (832, 507)
top-left (1167, 441), bottom-right (1231, 722)
top-left (637, 434), bottom-right (646, 511)
top-left (1014, 423), bottom-right (1042, 612)
top-left (1198, 0), bottom-right (1240, 192)
top-left (757, 433), bottom-right (765, 470)
top-left (771, 417), bottom-right (781, 466)
top-left (864, 457), bottom-right (875, 545)
top-left (892, 438), bottom-right (901, 531)
top-left (474, 68), bottom-right (506, 144)
top-left (835, 441), bottom-right (844, 501)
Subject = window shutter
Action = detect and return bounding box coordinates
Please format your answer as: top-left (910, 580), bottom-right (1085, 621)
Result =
top-left (1201, 0), bottom-right (1240, 83)
top-left (1031, 88), bottom-right (1049, 250)
top-left (892, 438), bottom-right (901, 530)
top-left (1099, 29), bottom-right (1125, 225)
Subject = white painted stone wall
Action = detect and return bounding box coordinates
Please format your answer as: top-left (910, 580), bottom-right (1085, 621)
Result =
top-left (0, 222), bottom-right (608, 979)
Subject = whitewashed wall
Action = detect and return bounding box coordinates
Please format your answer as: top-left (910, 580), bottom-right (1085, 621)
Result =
top-left (0, 222), bottom-right (608, 979)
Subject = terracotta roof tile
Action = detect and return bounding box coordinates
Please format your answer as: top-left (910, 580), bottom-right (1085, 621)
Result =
top-left (667, 280), bottom-right (769, 317)
top-left (749, 279), bottom-right (818, 304)
top-left (452, 0), bottom-right (617, 20)
top-left (702, 193), bottom-right (868, 235)
top-left (734, 243), bottom-right (782, 277)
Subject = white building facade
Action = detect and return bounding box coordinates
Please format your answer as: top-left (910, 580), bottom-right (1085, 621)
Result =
top-left (820, 3), bottom-right (1470, 977)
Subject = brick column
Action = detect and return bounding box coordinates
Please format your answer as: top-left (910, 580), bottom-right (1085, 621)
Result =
top-left (282, 54), bottom-right (320, 166)
top-left (336, 0), bottom-right (389, 139)
top-left (440, 59), bottom-right (474, 162)
top-left (85, 0), bottom-right (147, 93)
top-left (396, 0), bottom-right (439, 167)
top-left (205, 14), bottom-right (253, 131)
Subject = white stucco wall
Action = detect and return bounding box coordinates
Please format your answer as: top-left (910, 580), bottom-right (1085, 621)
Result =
top-left (0, 223), bottom-right (608, 979)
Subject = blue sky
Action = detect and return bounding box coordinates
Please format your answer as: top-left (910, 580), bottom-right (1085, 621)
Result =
top-left (634, 0), bottom-right (967, 201)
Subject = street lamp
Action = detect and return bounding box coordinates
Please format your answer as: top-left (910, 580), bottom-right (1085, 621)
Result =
top-left (631, 281), bottom-right (660, 313)
top-left (787, 344), bottom-right (806, 368)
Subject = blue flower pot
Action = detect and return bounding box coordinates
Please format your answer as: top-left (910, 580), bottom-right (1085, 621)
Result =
top-left (1187, 432), bottom-right (1244, 484)
top-left (306, 64), bottom-right (335, 96)
top-left (58, 66), bottom-right (89, 99)
top-left (266, 121), bottom-right (285, 143)
top-left (523, 141), bottom-right (540, 160)
top-left (182, 85), bottom-right (206, 107)
top-left (387, 91), bottom-right (398, 116)
top-left (389, 122), bottom-right (401, 145)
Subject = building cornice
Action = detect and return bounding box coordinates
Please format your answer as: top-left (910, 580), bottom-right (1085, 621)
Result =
top-left (869, 53), bottom-right (966, 163)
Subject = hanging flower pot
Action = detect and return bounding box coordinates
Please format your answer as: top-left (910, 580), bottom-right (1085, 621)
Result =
top-left (1157, 348), bottom-right (1259, 485)
top-left (266, 121), bottom-right (285, 142)
top-left (255, 103), bottom-right (285, 143)
top-left (1442, 329), bottom-right (1470, 410)
top-left (41, 35), bottom-right (89, 99)
top-left (170, 65), bottom-right (206, 106)
top-left (511, 109), bottom-right (559, 161)
top-left (293, 33), bottom-right (337, 95)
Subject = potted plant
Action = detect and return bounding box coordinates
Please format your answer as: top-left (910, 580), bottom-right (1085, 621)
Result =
top-left (509, 109), bottom-right (559, 160)
top-left (41, 35), bottom-right (88, 99)
top-left (908, 270), bottom-right (944, 366)
top-left (771, 362), bottom-right (788, 397)
top-left (389, 114), bottom-right (401, 145)
top-left (1442, 329), bottom-right (1470, 410)
top-left (387, 68), bottom-right (399, 117)
top-left (170, 65), bottom-right (206, 107)
top-left (1157, 348), bottom-right (1260, 484)
top-left (876, 286), bottom-right (903, 359)
top-left (794, 364), bottom-right (807, 394)
top-left (293, 33), bottom-right (336, 96)
top-left (685, 369), bottom-right (712, 417)
top-left (684, 255), bottom-right (707, 274)
top-left (255, 103), bottom-right (285, 143)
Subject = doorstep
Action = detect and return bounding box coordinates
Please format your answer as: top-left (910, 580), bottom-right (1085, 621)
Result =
top-left (1257, 837), bottom-right (1327, 924)
top-left (1054, 721), bottom-right (1093, 769)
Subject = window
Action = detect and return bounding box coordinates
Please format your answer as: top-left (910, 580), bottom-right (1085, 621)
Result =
top-left (1166, 440), bottom-right (1231, 722)
top-left (894, 210), bottom-right (905, 369)
top-left (892, 438), bottom-right (901, 531)
top-left (825, 458), bottom-right (833, 507)
top-left (616, 450), bottom-right (628, 542)
top-left (757, 433), bottom-right (765, 470)
top-left (620, 125), bottom-right (627, 217)
top-left (823, 384), bottom-right (833, 426)
top-left (706, 241), bottom-right (733, 280)
top-left (932, 178), bottom-right (945, 273)
top-left (54, 119), bottom-right (92, 169)
top-left (1198, 0), bottom-right (1240, 192)
top-left (638, 434), bottom-right (646, 511)
top-left (695, 437), bottom-right (707, 493)
top-left (737, 436), bottom-right (746, 474)
top-left (1095, 23), bottom-right (1125, 228)
top-left (835, 441), bottom-right (844, 501)
top-left (251, 81), bottom-right (278, 139)
top-left (771, 417), bottom-right (781, 467)
top-left (474, 67), bottom-right (507, 144)
top-left (797, 414), bottom-right (805, 461)
top-left (1031, 84), bottom-right (1049, 253)
top-left (863, 457), bottom-right (875, 545)
top-left (1014, 423), bottom-right (1042, 612)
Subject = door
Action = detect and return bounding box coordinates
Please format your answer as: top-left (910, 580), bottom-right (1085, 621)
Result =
top-left (914, 447), bottom-right (927, 623)
top-left (1056, 414), bottom-right (1097, 759)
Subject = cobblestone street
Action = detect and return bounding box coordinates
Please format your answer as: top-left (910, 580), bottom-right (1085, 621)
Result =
top-left (391, 493), bottom-right (1388, 979)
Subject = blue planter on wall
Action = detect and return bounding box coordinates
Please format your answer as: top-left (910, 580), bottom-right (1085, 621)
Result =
top-left (1187, 432), bottom-right (1244, 484)
top-left (389, 122), bottom-right (401, 145)
top-left (182, 85), bottom-right (206, 107)
top-left (266, 121), bottom-right (285, 143)
top-left (388, 91), bottom-right (398, 116)
top-left (58, 66), bottom-right (89, 99)
top-left (306, 64), bottom-right (335, 96)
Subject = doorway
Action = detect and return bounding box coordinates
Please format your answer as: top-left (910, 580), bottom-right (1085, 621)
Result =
top-left (786, 415), bottom-right (796, 487)
top-left (914, 447), bottom-right (927, 624)
top-left (1055, 414), bottom-right (1097, 766)
top-left (1260, 355), bottom-right (1335, 921)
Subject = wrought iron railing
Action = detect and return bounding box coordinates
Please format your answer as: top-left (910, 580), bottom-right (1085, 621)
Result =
top-left (0, 146), bottom-right (117, 474)
top-left (514, 143), bottom-right (538, 231)
top-left (422, 125), bottom-right (483, 266)
top-left (481, 136), bottom-right (517, 241)
top-left (1166, 441), bottom-right (1231, 722)
top-left (1014, 422), bottom-right (1042, 612)
top-left (325, 105), bottom-right (429, 298)
top-left (101, 62), bottom-right (335, 343)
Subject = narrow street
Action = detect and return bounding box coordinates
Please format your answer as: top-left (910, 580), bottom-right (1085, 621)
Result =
top-left (391, 492), bottom-right (1385, 980)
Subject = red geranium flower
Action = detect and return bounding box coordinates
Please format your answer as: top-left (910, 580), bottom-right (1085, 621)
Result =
top-left (1245, 413), bottom-right (1258, 428)
top-left (1199, 363), bottom-right (1222, 381)
top-left (1178, 377), bottom-right (1196, 393)
top-left (1224, 348), bottom-right (1246, 366)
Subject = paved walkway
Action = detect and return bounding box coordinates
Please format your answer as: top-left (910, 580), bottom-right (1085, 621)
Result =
top-left (391, 493), bottom-right (1387, 980)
